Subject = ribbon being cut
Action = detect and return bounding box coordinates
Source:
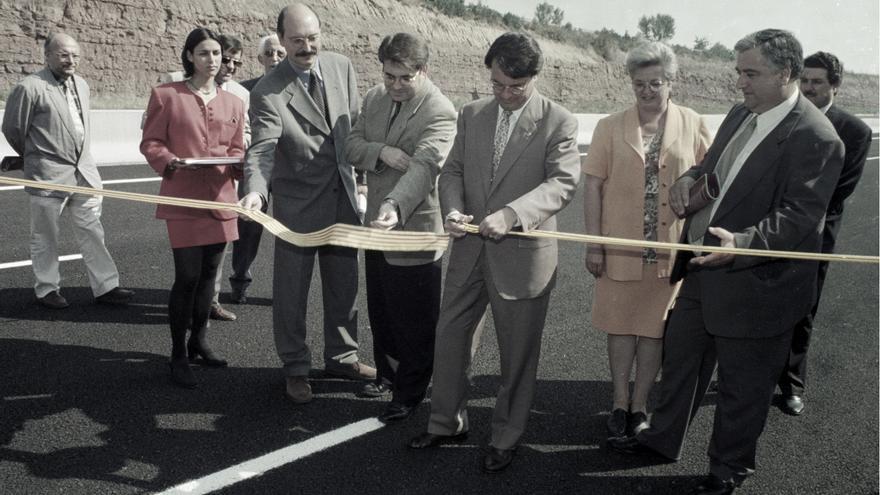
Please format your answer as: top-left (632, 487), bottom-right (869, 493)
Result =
top-left (0, 176), bottom-right (876, 265)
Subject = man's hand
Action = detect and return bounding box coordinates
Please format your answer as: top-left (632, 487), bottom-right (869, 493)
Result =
top-left (669, 176), bottom-right (696, 218)
top-left (585, 245), bottom-right (604, 277)
top-left (444, 210), bottom-right (473, 238)
top-left (238, 192), bottom-right (265, 221)
top-left (690, 226), bottom-right (736, 267)
top-left (379, 146), bottom-right (411, 172)
top-left (371, 201), bottom-right (399, 230)
top-left (478, 207), bottom-right (517, 241)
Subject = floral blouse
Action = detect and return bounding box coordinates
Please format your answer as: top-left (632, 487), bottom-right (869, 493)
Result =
top-left (641, 130), bottom-right (663, 263)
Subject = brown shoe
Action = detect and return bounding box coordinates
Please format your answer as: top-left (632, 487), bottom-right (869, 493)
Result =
top-left (37, 291), bottom-right (69, 309)
top-left (285, 376), bottom-right (312, 404)
top-left (325, 361), bottom-right (377, 381)
top-left (210, 303), bottom-right (237, 321)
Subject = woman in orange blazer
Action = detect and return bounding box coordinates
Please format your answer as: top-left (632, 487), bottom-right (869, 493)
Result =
top-left (582, 42), bottom-right (711, 439)
top-left (141, 28), bottom-right (245, 388)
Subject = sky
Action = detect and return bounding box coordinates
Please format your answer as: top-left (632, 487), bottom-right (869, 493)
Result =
top-left (474, 0), bottom-right (879, 75)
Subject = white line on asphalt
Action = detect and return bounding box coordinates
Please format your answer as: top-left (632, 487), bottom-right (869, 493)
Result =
top-left (868, 156), bottom-right (878, 161)
top-left (157, 418), bottom-right (384, 494)
top-left (0, 254), bottom-right (82, 270)
top-left (0, 176), bottom-right (160, 192)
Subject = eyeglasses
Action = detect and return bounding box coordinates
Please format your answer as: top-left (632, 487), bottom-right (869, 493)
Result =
top-left (263, 49), bottom-right (286, 58)
top-left (222, 57), bottom-right (243, 68)
top-left (287, 33), bottom-right (320, 46)
top-left (383, 72), bottom-right (420, 86)
top-left (632, 79), bottom-right (667, 92)
top-left (491, 78), bottom-right (532, 96)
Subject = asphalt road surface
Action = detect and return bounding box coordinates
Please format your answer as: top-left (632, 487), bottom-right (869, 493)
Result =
top-left (1, 140), bottom-right (877, 494)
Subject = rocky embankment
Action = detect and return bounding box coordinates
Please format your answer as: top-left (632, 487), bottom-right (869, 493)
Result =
top-left (1, 0), bottom-right (877, 114)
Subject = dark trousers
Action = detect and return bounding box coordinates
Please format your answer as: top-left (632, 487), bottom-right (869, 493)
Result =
top-left (230, 188), bottom-right (268, 291)
top-left (364, 250), bottom-right (441, 407)
top-left (169, 243), bottom-right (226, 357)
top-left (638, 275), bottom-right (793, 483)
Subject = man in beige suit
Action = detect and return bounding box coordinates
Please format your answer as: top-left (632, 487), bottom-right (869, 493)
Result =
top-left (239, 3), bottom-right (375, 404)
top-left (345, 32), bottom-right (457, 423)
top-left (408, 32), bottom-right (580, 473)
top-left (2, 33), bottom-right (133, 309)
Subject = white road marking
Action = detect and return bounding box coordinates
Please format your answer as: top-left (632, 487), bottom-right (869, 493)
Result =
top-left (0, 254), bottom-right (82, 270)
top-left (0, 176), bottom-right (160, 192)
top-left (157, 418), bottom-right (384, 495)
top-left (867, 156), bottom-right (878, 161)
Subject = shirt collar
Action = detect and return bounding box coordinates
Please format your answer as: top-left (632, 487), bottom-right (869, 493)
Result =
top-left (754, 90), bottom-right (798, 134)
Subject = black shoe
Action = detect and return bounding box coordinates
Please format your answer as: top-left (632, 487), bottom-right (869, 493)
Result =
top-left (169, 359), bottom-right (197, 389)
top-left (607, 408), bottom-right (628, 438)
top-left (482, 446), bottom-right (515, 473)
top-left (37, 290), bottom-right (69, 309)
top-left (779, 395), bottom-right (804, 416)
top-left (627, 411), bottom-right (649, 437)
top-left (607, 435), bottom-right (675, 462)
top-left (408, 431), bottom-right (469, 449)
top-left (358, 381), bottom-right (391, 398)
top-left (95, 287), bottom-right (134, 306)
top-left (378, 402), bottom-right (417, 423)
top-left (229, 280), bottom-right (249, 304)
top-left (689, 475), bottom-right (738, 494)
top-left (187, 341), bottom-right (228, 367)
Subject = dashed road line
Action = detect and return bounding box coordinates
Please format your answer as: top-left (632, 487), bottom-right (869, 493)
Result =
top-left (0, 254), bottom-right (82, 270)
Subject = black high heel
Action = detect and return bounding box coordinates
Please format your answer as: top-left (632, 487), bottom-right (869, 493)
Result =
top-left (169, 359), bottom-right (197, 388)
top-left (187, 340), bottom-right (228, 367)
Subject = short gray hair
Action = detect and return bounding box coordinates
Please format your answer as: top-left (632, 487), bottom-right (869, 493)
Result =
top-left (625, 42), bottom-right (678, 80)
top-left (257, 34), bottom-right (279, 57)
top-left (734, 29), bottom-right (803, 79)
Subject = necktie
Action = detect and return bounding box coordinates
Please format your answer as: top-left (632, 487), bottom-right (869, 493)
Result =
top-left (687, 114), bottom-right (757, 244)
top-left (491, 110), bottom-right (512, 182)
top-left (308, 70), bottom-right (329, 127)
top-left (387, 101), bottom-right (402, 132)
top-left (64, 79), bottom-right (85, 145)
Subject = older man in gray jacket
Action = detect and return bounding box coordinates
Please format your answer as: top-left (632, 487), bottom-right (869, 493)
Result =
top-left (2, 33), bottom-right (132, 309)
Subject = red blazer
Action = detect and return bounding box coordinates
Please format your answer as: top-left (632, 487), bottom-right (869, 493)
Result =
top-left (140, 82), bottom-right (245, 221)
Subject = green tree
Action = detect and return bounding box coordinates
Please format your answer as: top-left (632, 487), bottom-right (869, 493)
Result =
top-left (534, 2), bottom-right (564, 26)
top-left (637, 14), bottom-right (675, 42)
top-left (694, 36), bottom-right (709, 51)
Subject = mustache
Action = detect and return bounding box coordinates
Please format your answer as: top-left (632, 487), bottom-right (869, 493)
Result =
top-left (295, 49), bottom-right (317, 57)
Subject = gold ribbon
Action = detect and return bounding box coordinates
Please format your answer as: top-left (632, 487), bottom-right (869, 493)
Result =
top-left (0, 175), bottom-right (876, 264)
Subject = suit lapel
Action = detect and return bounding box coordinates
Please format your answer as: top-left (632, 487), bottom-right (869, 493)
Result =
top-left (42, 69), bottom-right (78, 146)
top-left (386, 80), bottom-right (431, 145)
top-left (283, 62), bottom-right (331, 135)
top-left (660, 101), bottom-right (682, 159)
top-left (488, 95), bottom-right (541, 197)
top-left (622, 106), bottom-right (644, 160)
top-left (319, 55), bottom-right (341, 134)
top-left (478, 102), bottom-right (499, 199)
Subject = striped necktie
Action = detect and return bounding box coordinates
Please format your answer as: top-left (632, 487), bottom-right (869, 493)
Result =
top-left (64, 79), bottom-right (85, 145)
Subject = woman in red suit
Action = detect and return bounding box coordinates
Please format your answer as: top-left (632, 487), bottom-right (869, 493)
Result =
top-left (140, 28), bottom-right (245, 388)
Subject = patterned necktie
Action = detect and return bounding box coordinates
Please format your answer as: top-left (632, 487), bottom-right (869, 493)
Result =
top-left (491, 110), bottom-right (513, 182)
top-left (308, 70), bottom-right (329, 127)
top-left (687, 114), bottom-right (757, 244)
top-left (64, 79), bottom-right (85, 145)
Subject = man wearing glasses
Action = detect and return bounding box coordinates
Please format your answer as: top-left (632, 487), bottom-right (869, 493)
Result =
top-left (407, 32), bottom-right (580, 473)
top-left (241, 34), bottom-right (286, 92)
top-left (240, 3), bottom-right (375, 404)
top-left (345, 32), bottom-right (457, 423)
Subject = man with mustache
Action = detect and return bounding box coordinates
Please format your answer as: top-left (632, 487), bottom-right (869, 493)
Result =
top-left (239, 3), bottom-right (375, 404)
top-left (776, 51), bottom-right (873, 416)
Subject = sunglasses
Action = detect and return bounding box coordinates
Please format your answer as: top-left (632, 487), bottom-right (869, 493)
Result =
top-left (263, 49), bottom-right (286, 58)
top-left (222, 57), bottom-right (243, 68)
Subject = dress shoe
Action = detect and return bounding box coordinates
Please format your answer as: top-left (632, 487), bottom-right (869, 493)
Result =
top-left (689, 475), bottom-right (738, 494)
top-left (607, 408), bottom-right (628, 438)
top-left (607, 435), bottom-right (675, 462)
top-left (285, 376), bottom-right (312, 404)
top-left (95, 287), bottom-right (134, 306)
top-left (378, 402), bottom-right (417, 423)
top-left (780, 395), bottom-right (804, 416)
top-left (230, 287), bottom-right (247, 304)
top-left (325, 361), bottom-right (377, 381)
top-left (482, 446), bottom-right (516, 473)
top-left (627, 411), bottom-right (649, 436)
top-left (169, 359), bottom-right (197, 389)
top-left (209, 303), bottom-right (237, 321)
top-left (358, 380), bottom-right (391, 398)
top-left (37, 291), bottom-right (69, 309)
top-left (187, 341), bottom-right (228, 367)
top-left (408, 431), bottom-right (468, 449)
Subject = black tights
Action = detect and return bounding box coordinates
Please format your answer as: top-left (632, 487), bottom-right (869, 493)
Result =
top-left (168, 243), bottom-right (225, 359)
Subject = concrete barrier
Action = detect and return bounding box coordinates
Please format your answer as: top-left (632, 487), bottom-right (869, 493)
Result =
top-left (1, 109), bottom-right (877, 166)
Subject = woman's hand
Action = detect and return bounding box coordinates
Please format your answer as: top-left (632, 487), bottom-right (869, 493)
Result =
top-left (585, 244), bottom-right (604, 277)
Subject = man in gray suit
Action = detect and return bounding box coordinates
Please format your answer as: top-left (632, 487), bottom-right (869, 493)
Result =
top-left (2, 33), bottom-right (133, 309)
top-left (407, 33), bottom-right (580, 473)
top-left (239, 3), bottom-right (375, 404)
top-left (609, 30), bottom-right (843, 495)
top-left (345, 32), bottom-right (457, 423)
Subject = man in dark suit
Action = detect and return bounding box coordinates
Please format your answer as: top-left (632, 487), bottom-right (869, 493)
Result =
top-left (407, 33), bottom-right (580, 473)
top-left (228, 33), bottom-right (286, 305)
top-left (2, 33), bottom-right (133, 310)
top-left (345, 32), bottom-right (457, 423)
top-left (239, 3), bottom-right (375, 404)
top-left (776, 51), bottom-right (873, 416)
top-left (609, 29), bottom-right (844, 494)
